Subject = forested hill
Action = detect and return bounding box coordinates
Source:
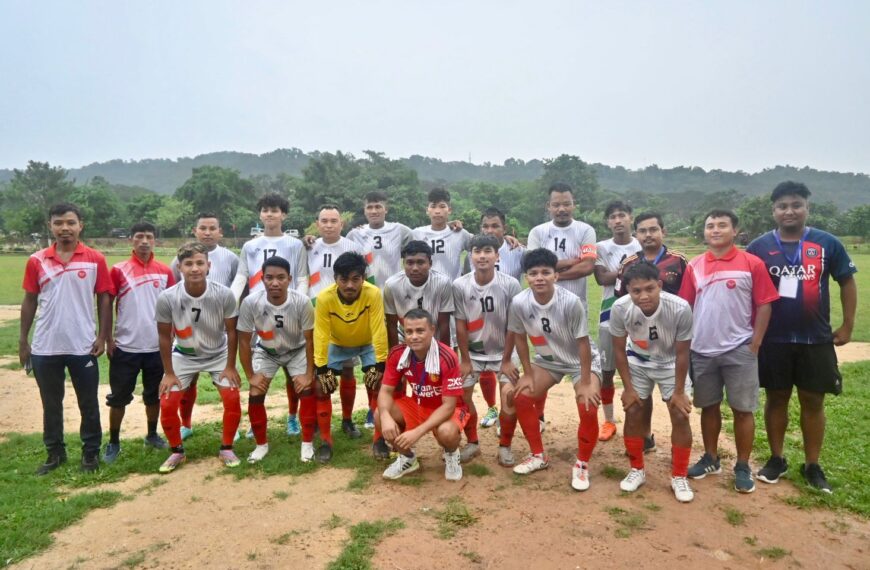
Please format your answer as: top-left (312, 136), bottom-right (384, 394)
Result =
top-left (1, 148), bottom-right (867, 208)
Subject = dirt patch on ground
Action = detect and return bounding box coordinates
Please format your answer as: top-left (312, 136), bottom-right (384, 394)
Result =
top-left (6, 370), bottom-right (869, 569)
top-left (0, 305), bottom-right (19, 326)
top-left (836, 341), bottom-right (870, 364)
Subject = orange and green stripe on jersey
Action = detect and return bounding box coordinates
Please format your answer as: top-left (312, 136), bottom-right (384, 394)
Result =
top-left (529, 334), bottom-right (555, 362)
top-left (467, 318), bottom-right (485, 333)
top-left (309, 271), bottom-right (321, 287)
top-left (599, 295), bottom-right (617, 323)
top-left (627, 338), bottom-right (651, 363)
top-left (248, 269), bottom-right (264, 289)
top-left (173, 325), bottom-right (197, 356)
top-left (467, 318), bottom-right (486, 353)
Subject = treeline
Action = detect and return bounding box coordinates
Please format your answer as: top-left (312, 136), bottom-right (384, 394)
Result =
top-left (1, 153), bottom-right (869, 243)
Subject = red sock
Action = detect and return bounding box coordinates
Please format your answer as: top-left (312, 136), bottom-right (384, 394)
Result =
top-left (299, 393), bottom-right (316, 443)
top-left (218, 388), bottom-right (242, 446)
top-left (180, 382), bottom-right (197, 428)
top-left (316, 397), bottom-right (333, 444)
top-left (160, 390), bottom-right (184, 448)
top-left (339, 378), bottom-right (356, 420)
top-left (286, 382), bottom-right (299, 415)
top-left (464, 409), bottom-right (479, 443)
top-left (248, 396), bottom-right (268, 445)
top-left (498, 412), bottom-right (517, 447)
top-left (672, 446), bottom-right (691, 477)
top-left (601, 385), bottom-right (615, 406)
top-left (515, 394), bottom-right (544, 455)
top-left (624, 436), bottom-right (645, 470)
top-left (480, 371), bottom-right (497, 408)
top-left (576, 402), bottom-right (599, 462)
top-left (366, 387), bottom-right (377, 411)
top-left (536, 390), bottom-right (548, 419)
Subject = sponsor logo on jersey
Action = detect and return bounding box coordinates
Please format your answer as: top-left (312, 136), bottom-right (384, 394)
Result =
top-left (806, 247), bottom-right (819, 258)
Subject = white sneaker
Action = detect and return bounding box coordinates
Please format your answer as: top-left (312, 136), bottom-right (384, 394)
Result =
top-left (497, 446), bottom-right (515, 467)
top-left (620, 468), bottom-right (646, 492)
top-left (300, 442), bottom-right (315, 463)
top-left (459, 442), bottom-right (481, 463)
top-left (513, 453), bottom-right (549, 475)
top-left (571, 460), bottom-right (591, 491)
top-left (383, 454), bottom-right (420, 480)
top-left (444, 449), bottom-right (463, 481)
top-left (672, 476), bottom-right (695, 503)
top-left (247, 444), bottom-right (269, 464)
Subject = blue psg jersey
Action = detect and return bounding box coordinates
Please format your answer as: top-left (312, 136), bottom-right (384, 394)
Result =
top-left (747, 228), bottom-right (856, 344)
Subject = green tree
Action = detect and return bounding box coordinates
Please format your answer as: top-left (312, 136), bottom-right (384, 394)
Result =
top-left (174, 166), bottom-right (256, 221)
top-left (69, 179), bottom-right (126, 237)
top-left (844, 205), bottom-right (870, 238)
top-left (126, 192), bottom-right (165, 225)
top-left (3, 161), bottom-right (76, 236)
top-left (539, 155), bottom-right (602, 211)
top-left (735, 195), bottom-right (774, 240)
top-left (155, 197), bottom-right (194, 237)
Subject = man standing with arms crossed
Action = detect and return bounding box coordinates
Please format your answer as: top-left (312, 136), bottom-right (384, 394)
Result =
top-left (20, 203), bottom-right (113, 474)
top-left (103, 222), bottom-right (175, 463)
top-left (748, 181), bottom-right (857, 493)
top-left (684, 210), bottom-right (778, 493)
top-left (593, 200), bottom-right (641, 442)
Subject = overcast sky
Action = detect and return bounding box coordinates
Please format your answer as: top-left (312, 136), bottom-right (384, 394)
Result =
top-left (1, 1), bottom-right (867, 174)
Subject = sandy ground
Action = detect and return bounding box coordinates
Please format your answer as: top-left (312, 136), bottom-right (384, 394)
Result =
top-left (1, 292), bottom-right (868, 570)
top-left (0, 341), bottom-right (866, 570)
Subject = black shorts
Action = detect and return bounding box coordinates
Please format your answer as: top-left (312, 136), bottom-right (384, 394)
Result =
top-left (106, 349), bottom-right (164, 407)
top-left (758, 342), bottom-right (842, 395)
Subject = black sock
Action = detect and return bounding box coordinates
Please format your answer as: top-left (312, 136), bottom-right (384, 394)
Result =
top-left (171, 445), bottom-right (184, 454)
top-left (220, 444), bottom-right (233, 451)
top-left (146, 420), bottom-right (158, 437)
top-left (110, 429), bottom-right (121, 444)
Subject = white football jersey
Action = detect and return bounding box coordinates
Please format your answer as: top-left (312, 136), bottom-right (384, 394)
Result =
top-left (235, 234), bottom-right (309, 298)
top-left (595, 237), bottom-right (641, 328)
top-left (412, 225), bottom-right (472, 280)
top-left (453, 271), bottom-right (522, 361)
top-left (346, 222), bottom-right (414, 287)
top-left (307, 237), bottom-right (365, 300)
top-left (609, 292), bottom-right (693, 369)
top-left (508, 287), bottom-right (589, 369)
top-left (527, 220), bottom-right (597, 310)
top-left (237, 290), bottom-right (314, 356)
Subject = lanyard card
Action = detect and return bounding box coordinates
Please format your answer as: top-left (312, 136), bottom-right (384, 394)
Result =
top-left (778, 275), bottom-right (799, 299)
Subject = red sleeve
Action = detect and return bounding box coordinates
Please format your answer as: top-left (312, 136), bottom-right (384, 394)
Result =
top-left (440, 354), bottom-right (464, 398)
top-left (94, 253), bottom-right (113, 295)
top-left (109, 266), bottom-right (123, 297)
top-left (677, 263), bottom-right (695, 304)
top-left (165, 266), bottom-right (177, 287)
top-left (749, 254), bottom-right (779, 306)
top-left (22, 257), bottom-right (41, 294)
top-left (382, 346), bottom-right (405, 388)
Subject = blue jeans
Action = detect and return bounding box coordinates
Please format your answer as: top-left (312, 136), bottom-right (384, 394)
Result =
top-left (31, 354), bottom-right (102, 456)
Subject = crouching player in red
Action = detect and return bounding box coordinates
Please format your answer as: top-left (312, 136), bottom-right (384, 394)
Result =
top-left (238, 256), bottom-right (316, 463)
top-left (377, 309), bottom-right (468, 481)
top-left (610, 262), bottom-right (695, 502)
top-left (505, 248), bottom-right (602, 491)
top-left (155, 242), bottom-right (242, 473)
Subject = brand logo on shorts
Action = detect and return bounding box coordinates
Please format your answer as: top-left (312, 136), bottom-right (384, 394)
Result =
top-left (77, 270), bottom-right (87, 279)
top-left (726, 279), bottom-right (736, 289)
top-left (806, 247), bottom-right (819, 258)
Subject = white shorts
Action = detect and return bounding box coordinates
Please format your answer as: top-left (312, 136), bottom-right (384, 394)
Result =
top-left (170, 351), bottom-right (233, 391)
top-left (462, 358), bottom-right (513, 388)
top-left (253, 346), bottom-right (308, 379)
top-left (627, 362), bottom-right (693, 401)
top-left (533, 349), bottom-right (602, 386)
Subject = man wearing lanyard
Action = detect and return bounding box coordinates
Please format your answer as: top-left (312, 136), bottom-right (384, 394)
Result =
top-left (747, 182), bottom-right (857, 493)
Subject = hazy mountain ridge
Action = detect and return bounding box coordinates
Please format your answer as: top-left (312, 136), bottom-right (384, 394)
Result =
top-left (1, 149), bottom-right (866, 208)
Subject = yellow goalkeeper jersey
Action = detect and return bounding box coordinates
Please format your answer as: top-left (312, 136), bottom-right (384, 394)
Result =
top-left (314, 281), bottom-right (389, 367)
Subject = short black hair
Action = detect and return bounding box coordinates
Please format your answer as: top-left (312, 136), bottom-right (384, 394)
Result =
top-left (548, 182), bottom-right (573, 197)
top-left (633, 212), bottom-right (664, 230)
top-left (403, 308), bottom-right (435, 326)
top-left (49, 203), bottom-right (82, 220)
top-left (469, 234), bottom-right (500, 251)
top-left (195, 212), bottom-right (221, 225)
top-left (130, 221), bottom-right (157, 235)
top-left (480, 207), bottom-right (506, 225)
top-left (365, 191), bottom-right (388, 204)
top-left (427, 187), bottom-right (451, 204)
top-left (262, 255), bottom-right (291, 275)
top-left (333, 251), bottom-right (368, 279)
top-left (177, 241), bottom-right (208, 262)
top-left (402, 240), bottom-right (433, 259)
top-left (317, 204), bottom-right (341, 218)
top-left (770, 181), bottom-right (811, 203)
top-left (604, 200), bottom-right (633, 218)
top-left (256, 193), bottom-right (289, 214)
top-left (622, 261), bottom-right (661, 288)
top-left (522, 248), bottom-right (558, 273)
top-left (704, 208), bottom-right (739, 228)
